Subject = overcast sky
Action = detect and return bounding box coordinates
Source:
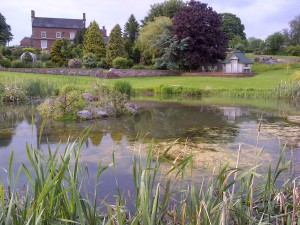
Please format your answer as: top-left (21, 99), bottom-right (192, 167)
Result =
top-left (2, 0), bottom-right (299, 46)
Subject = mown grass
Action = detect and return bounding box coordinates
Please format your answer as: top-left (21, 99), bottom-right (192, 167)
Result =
top-left (0, 133), bottom-right (299, 224)
top-left (1, 62), bottom-right (300, 98)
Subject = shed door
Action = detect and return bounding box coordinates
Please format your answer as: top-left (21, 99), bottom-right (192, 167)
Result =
top-left (231, 59), bottom-right (238, 73)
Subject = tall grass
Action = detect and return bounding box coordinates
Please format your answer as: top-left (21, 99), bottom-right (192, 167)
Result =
top-left (275, 80), bottom-right (300, 102)
top-left (0, 137), bottom-right (299, 224)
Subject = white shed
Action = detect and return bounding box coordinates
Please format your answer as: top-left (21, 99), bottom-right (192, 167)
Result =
top-left (222, 50), bottom-right (253, 73)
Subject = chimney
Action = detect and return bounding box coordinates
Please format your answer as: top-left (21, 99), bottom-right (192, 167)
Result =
top-left (31, 10), bottom-right (35, 24)
top-left (102, 26), bottom-right (107, 37)
top-left (83, 13), bottom-right (86, 28)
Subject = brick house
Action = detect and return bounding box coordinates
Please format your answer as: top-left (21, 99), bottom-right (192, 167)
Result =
top-left (20, 37), bottom-right (32, 47)
top-left (30, 10), bottom-right (108, 52)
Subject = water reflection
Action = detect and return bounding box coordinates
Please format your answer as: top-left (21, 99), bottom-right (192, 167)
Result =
top-left (0, 98), bottom-right (300, 180)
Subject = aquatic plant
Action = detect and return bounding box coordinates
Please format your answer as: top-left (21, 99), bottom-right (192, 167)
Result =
top-left (0, 136), bottom-right (299, 224)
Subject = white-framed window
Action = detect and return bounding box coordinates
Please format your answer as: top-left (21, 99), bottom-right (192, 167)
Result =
top-left (41, 31), bottom-right (46, 38)
top-left (41, 40), bottom-right (47, 49)
top-left (56, 32), bottom-right (62, 38)
top-left (70, 32), bottom-right (75, 40)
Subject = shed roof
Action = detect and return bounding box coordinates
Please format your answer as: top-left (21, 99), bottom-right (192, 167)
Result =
top-left (32, 17), bottom-right (85, 29)
top-left (223, 50), bottom-right (253, 64)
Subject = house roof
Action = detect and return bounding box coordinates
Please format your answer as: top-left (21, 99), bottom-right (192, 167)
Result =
top-left (32, 17), bottom-right (85, 29)
top-left (223, 50), bottom-right (253, 64)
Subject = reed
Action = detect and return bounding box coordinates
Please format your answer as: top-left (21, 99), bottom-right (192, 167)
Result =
top-left (0, 137), bottom-right (299, 224)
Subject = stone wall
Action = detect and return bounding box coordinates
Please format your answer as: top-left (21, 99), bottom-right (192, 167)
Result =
top-left (108, 68), bottom-right (180, 77)
top-left (0, 67), bottom-right (180, 78)
top-left (0, 68), bottom-right (106, 77)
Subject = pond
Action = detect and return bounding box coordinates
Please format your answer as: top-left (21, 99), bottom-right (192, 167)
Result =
top-left (0, 96), bottom-right (300, 202)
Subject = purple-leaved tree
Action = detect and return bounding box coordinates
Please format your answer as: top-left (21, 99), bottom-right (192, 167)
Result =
top-left (173, 0), bottom-right (228, 70)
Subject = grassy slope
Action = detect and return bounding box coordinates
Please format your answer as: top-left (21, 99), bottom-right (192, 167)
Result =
top-left (0, 63), bottom-right (299, 91)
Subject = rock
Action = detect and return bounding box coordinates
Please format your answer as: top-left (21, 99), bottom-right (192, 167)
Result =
top-left (91, 107), bottom-right (109, 118)
top-left (83, 93), bottom-right (95, 101)
top-left (103, 103), bottom-right (116, 116)
top-left (77, 110), bottom-right (92, 120)
top-left (124, 102), bottom-right (137, 114)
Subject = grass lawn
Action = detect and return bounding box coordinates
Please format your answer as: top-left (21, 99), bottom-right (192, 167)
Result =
top-left (0, 63), bottom-right (299, 91)
top-left (246, 53), bottom-right (300, 60)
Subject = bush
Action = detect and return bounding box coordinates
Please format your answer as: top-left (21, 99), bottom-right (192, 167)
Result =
top-left (112, 57), bottom-right (128, 69)
top-left (0, 58), bottom-right (11, 68)
top-left (68, 58), bottom-right (83, 68)
top-left (40, 51), bottom-right (51, 62)
top-left (285, 45), bottom-right (300, 56)
top-left (43, 60), bottom-right (57, 68)
top-left (113, 80), bottom-right (133, 96)
top-left (83, 53), bottom-right (97, 68)
top-left (127, 59), bottom-right (134, 68)
top-left (11, 60), bottom-right (24, 68)
top-left (132, 64), bottom-right (155, 70)
top-left (34, 60), bottom-right (43, 68)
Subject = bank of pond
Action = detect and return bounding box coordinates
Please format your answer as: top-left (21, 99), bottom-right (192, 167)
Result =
top-left (0, 95), bottom-right (300, 223)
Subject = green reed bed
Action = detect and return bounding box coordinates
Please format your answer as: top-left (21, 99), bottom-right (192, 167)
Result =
top-left (0, 133), bottom-right (300, 224)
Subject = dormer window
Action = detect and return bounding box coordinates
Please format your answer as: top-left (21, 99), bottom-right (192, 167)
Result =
top-left (41, 31), bottom-right (46, 38)
top-left (56, 32), bottom-right (62, 38)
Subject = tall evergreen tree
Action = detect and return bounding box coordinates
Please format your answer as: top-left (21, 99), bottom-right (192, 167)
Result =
top-left (124, 14), bottom-right (139, 43)
top-left (220, 13), bottom-right (246, 41)
top-left (106, 24), bottom-right (127, 65)
top-left (83, 21), bottom-right (105, 61)
top-left (124, 14), bottom-right (139, 60)
top-left (0, 12), bottom-right (13, 46)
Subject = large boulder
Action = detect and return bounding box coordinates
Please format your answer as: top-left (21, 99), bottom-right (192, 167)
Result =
top-left (77, 110), bottom-right (92, 120)
top-left (91, 107), bottom-right (109, 118)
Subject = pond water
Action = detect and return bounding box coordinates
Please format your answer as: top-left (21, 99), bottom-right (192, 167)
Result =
top-left (0, 96), bottom-right (300, 201)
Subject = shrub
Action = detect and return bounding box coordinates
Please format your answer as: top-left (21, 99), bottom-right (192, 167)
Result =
top-left (11, 60), bottom-right (24, 68)
top-left (43, 60), bottom-right (57, 68)
top-left (0, 58), bottom-right (11, 68)
top-left (112, 57), bottom-right (128, 69)
top-left (83, 53), bottom-right (97, 68)
top-left (127, 59), bottom-right (134, 68)
top-left (40, 51), bottom-right (51, 62)
top-left (113, 80), bottom-right (133, 96)
top-left (132, 64), bottom-right (155, 70)
top-left (34, 60), bottom-right (43, 68)
top-left (68, 58), bottom-right (83, 68)
top-left (285, 45), bottom-right (300, 56)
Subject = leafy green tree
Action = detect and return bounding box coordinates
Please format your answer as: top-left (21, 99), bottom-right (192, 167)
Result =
top-left (247, 37), bottom-right (264, 51)
top-left (106, 24), bottom-right (127, 65)
top-left (142, 0), bottom-right (185, 25)
top-left (289, 14), bottom-right (300, 45)
top-left (83, 21), bottom-right (105, 61)
top-left (0, 13), bottom-right (13, 46)
top-left (228, 35), bottom-right (248, 50)
top-left (124, 14), bottom-right (139, 60)
top-left (139, 16), bottom-right (172, 64)
top-left (173, 0), bottom-right (228, 69)
top-left (265, 32), bottom-right (285, 54)
top-left (50, 38), bottom-right (72, 66)
top-left (220, 13), bottom-right (246, 40)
